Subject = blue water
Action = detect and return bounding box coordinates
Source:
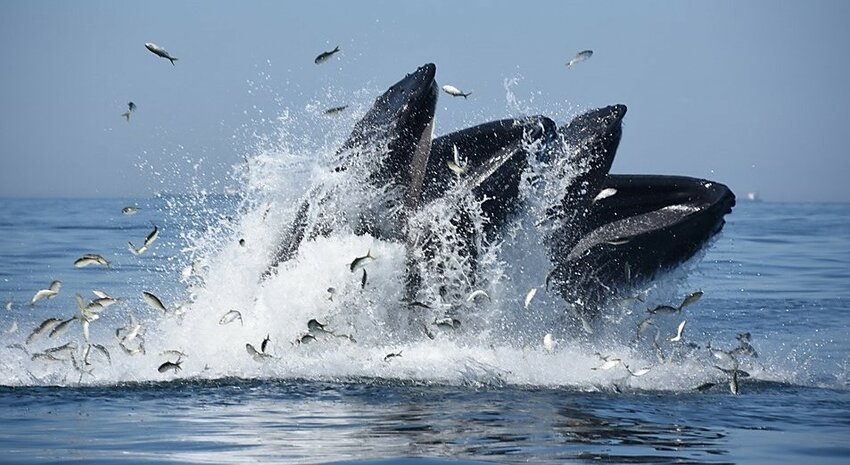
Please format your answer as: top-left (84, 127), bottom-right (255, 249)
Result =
top-left (1, 198), bottom-right (849, 464)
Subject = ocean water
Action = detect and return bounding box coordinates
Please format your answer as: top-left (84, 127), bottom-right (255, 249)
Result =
top-left (1, 195), bottom-right (849, 464)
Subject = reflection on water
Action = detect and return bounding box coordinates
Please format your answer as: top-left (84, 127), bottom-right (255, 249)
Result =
top-left (5, 379), bottom-right (848, 464)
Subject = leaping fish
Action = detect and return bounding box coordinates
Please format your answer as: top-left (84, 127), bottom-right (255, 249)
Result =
top-left (314, 46), bottom-right (340, 64)
top-left (145, 42), bottom-right (178, 65)
top-left (566, 49), bottom-right (593, 68)
top-left (158, 358), bottom-right (183, 373)
top-left (74, 254), bottom-right (110, 268)
top-left (142, 291), bottom-right (168, 315)
top-left (219, 310), bottom-right (243, 326)
top-left (26, 318), bottom-right (62, 344)
top-left (349, 249), bottom-right (375, 272)
top-left (441, 84), bottom-right (471, 99)
top-left (447, 144), bottom-right (467, 175)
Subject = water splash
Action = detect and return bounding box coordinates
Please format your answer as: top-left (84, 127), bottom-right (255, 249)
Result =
top-left (0, 81), bottom-right (779, 392)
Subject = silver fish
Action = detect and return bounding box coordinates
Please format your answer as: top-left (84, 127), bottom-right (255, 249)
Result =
top-left (92, 289), bottom-right (111, 300)
top-left (30, 289), bottom-right (58, 306)
top-left (361, 269), bottom-right (367, 289)
top-left (679, 291), bottom-right (703, 310)
top-left (261, 334), bottom-right (271, 353)
top-left (466, 289), bottom-right (490, 303)
top-left (314, 46), bottom-right (340, 64)
top-left (128, 241), bottom-right (148, 256)
top-left (592, 187), bottom-right (617, 203)
top-left (447, 144), bottom-right (467, 175)
top-left (74, 254), bottom-right (110, 268)
top-left (219, 310), bottom-right (243, 326)
top-left (648, 304), bottom-right (680, 315)
top-left (349, 249), bottom-right (375, 272)
top-left (296, 333), bottom-right (317, 344)
top-left (160, 350), bottom-right (188, 358)
top-left (45, 342), bottom-right (77, 355)
top-left (6, 343), bottom-right (29, 355)
top-left (134, 224), bottom-right (159, 255)
top-left (158, 358), bottom-right (183, 373)
top-left (27, 318), bottom-right (62, 344)
top-left (119, 340), bottom-right (145, 356)
top-left (88, 343), bottom-right (111, 365)
top-left (142, 291), bottom-right (168, 315)
top-left (524, 288), bottom-right (537, 309)
top-left (49, 317), bottom-right (77, 338)
top-left (122, 206), bottom-right (139, 215)
top-left (625, 364), bottom-right (651, 377)
top-left (669, 320), bottom-right (687, 342)
top-left (566, 49), bottom-right (593, 68)
top-left (441, 84), bottom-right (471, 99)
top-left (48, 280), bottom-right (62, 293)
top-left (324, 105), bottom-right (348, 116)
top-left (32, 352), bottom-right (64, 363)
top-left (384, 351), bottom-right (403, 362)
top-left (145, 42), bottom-right (178, 65)
top-left (246, 343), bottom-right (272, 361)
top-left (434, 317), bottom-right (461, 330)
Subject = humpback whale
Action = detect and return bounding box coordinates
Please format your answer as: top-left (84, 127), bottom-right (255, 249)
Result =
top-left (265, 63), bottom-right (735, 321)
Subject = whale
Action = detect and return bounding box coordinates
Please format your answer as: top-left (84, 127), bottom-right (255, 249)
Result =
top-left (265, 63), bottom-right (736, 320)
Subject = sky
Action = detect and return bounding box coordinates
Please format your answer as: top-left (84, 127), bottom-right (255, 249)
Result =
top-left (1, 0), bottom-right (849, 202)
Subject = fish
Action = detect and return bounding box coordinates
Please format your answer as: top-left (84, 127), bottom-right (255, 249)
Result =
top-left (27, 318), bottom-right (62, 344)
top-left (261, 334), bottom-right (271, 353)
top-left (49, 317), bottom-right (77, 338)
top-left (30, 289), bottom-right (57, 306)
top-left (45, 342), bottom-right (77, 355)
top-left (708, 344), bottom-right (739, 370)
top-left (32, 352), bottom-right (64, 363)
top-left (160, 350), bottom-right (187, 359)
top-left (121, 102), bottom-right (136, 121)
top-left (239, 238), bottom-right (246, 247)
top-left (349, 249), bottom-right (375, 272)
top-left (400, 299), bottom-right (431, 309)
top-left (447, 144), bottom-right (467, 175)
top-left (158, 358), bottom-right (183, 373)
top-left (219, 309), bottom-right (243, 326)
top-left (625, 364), bottom-right (651, 377)
top-left (116, 313), bottom-right (142, 344)
top-left (87, 343), bottom-right (111, 365)
top-left (669, 320), bottom-right (686, 342)
top-left (543, 333), bottom-right (556, 353)
top-left (647, 304), bottom-right (679, 315)
top-left (384, 351), bottom-right (403, 362)
top-left (441, 84), bottom-right (471, 99)
top-left (465, 289), bottom-right (490, 303)
top-left (736, 332), bottom-right (752, 342)
top-left (524, 288), bottom-right (537, 309)
top-left (361, 269), bottom-right (368, 289)
top-left (566, 49), bottom-right (593, 68)
top-left (327, 287), bottom-right (336, 302)
top-left (92, 289), bottom-right (111, 300)
top-left (145, 42), bottom-right (178, 65)
top-left (119, 340), bottom-right (146, 356)
top-left (592, 187), bottom-right (617, 203)
top-left (324, 105), bottom-right (348, 116)
top-left (128, 242), bottom-right (148, 256)
top-left (74, 254), bottom-right (110, 268)
top-left (142, 291), bottom-right (168, 315)
top-left (592, 354), bottom-right (622, 371)
top-left (729, 369), bottom-right (739, 395)
top-left (314, 46), bottom-right (340, 64)
top-left (679, 290), bottom-right (703, 310)
top-left (434, 317), bottom-right (461, 330)
top-left (122, 206), bottom-right (139, 215)
top-left (144, 224), bottom-right (160, 248)
top-left (246, 343), bottom-right (272, 361)
top-left (6, 343), bottom-right (29, 355)
top-left (731, 342), bottom-right (759, 358)
top-left (128, 102), bottom-right (136, 112)
top-left (296, 333), bottom-right (317, 344)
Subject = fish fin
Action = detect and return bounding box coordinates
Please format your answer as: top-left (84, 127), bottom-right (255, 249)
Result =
top-left (169, 57), bottom-right (178, 65)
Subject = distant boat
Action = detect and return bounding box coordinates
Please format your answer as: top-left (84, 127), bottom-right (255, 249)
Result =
top-left (745, 192), bottom-right (762, 202)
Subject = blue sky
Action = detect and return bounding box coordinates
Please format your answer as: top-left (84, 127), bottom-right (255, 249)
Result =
top-left (1, 1), bottom-right (848, 202)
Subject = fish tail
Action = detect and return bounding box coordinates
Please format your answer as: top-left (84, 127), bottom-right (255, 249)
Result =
top-left (367, 249), bottom-right (374, 259)
top-left (463, 92), bottom-right (471, 99)
top-left (333, 46), bottom-right (340, 52)
top-left (169, 57), bottom-right (178, 66)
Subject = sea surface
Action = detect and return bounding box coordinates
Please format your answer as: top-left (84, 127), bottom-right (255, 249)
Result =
top-left (1, 198), bottom-right (849, 464)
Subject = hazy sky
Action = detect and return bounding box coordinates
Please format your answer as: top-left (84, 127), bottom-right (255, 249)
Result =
top-left (1, 1), bottom-right (848, 202)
